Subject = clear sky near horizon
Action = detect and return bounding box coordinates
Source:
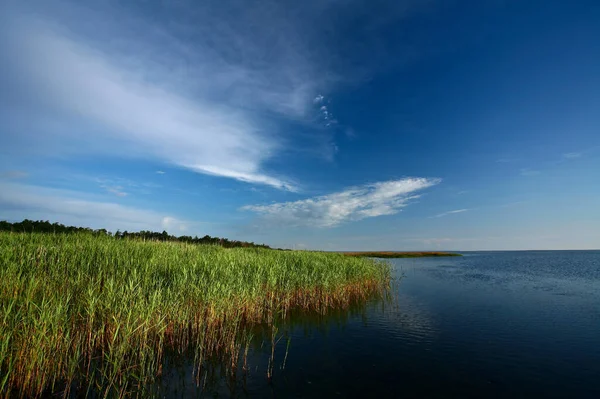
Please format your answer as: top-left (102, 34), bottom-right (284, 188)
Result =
top-left (1, 0), bottom-right (599, 251)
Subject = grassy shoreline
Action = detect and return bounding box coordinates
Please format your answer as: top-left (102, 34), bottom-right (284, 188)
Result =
top-left (343, 251), bottom-right (462, 258)
top-left (0, 232), bottom-right (390, 397)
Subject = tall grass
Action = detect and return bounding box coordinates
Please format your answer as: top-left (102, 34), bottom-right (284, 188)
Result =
top-left (0, 232), bottom-right (390, 397)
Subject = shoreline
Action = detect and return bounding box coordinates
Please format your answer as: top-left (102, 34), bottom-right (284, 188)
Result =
top-left (343, 251), bottom-right (462, 258)
top-left (0, 232), bottom-right (390, 397)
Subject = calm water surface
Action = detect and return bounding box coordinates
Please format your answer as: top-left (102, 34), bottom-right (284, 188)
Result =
top-left (163, 251), bottom-right (600, 398)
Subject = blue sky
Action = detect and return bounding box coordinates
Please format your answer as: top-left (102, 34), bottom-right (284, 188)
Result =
top-left (1, 0), bottom-right (599, 250)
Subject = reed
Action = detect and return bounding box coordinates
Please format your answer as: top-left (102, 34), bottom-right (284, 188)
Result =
top-left (0, 232), bottom-right (390, 397)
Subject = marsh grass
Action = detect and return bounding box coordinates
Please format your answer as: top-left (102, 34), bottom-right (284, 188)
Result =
top-left (0, 232), bottom-right (390, 397)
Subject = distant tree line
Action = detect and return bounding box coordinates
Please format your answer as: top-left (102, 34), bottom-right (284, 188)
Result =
top-left (0, 219), bottom-right (272, 249)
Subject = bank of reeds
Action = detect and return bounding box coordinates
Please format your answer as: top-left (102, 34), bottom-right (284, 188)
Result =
top-left (0, 232), bottom-right (390, 397)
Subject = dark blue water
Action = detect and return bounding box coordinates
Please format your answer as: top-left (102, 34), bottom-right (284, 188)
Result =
top-left (164, 251), bottom-right (600, 398)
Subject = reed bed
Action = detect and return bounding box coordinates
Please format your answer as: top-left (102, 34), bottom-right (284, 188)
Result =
top-left (0, 232), bottom-right (390, 397)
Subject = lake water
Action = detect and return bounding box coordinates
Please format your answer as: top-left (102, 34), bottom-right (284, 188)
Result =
top-left (160, 251), bottom-right (600, 398)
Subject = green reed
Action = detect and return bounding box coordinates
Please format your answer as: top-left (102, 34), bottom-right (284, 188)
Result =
top-left (0, 232), bottom-right (390, 397)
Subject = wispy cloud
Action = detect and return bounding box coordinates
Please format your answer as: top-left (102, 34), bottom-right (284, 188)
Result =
top-left (101, 185), bottom-right (127, 197)
top-left (0, 182), bottom-right (192, 233)
top-left (430, 208), bottom-right (469, 218)
top-left (2, 3), bottom-right (346, 191)
top-left (193, 165), bottom-right (298, 192)
top-left (160, 217), bottom-right (191, 233)
top-left (316, 96), bottom-right (338, 128)
top-left (242, 177), bottom-right (440, 227)
top-left (95, 177), bottom-right (161, 196)
top-left (344, 127), bottom-right (358, 139)
top-left (2, 0), bottom-right (438, 190)
top-left (563, 152), bottom-right (582, 159)
top-left (155, 170), bottom-right (166, 175)
top-left (8, 22), bottom-right (292, 190)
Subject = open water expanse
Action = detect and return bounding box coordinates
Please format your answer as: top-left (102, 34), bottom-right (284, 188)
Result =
top-left (160, 251), bottom-right (600, 398)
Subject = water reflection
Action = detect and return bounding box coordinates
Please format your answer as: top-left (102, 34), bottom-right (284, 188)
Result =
top-left (147, 285), bottom-right (397, 398)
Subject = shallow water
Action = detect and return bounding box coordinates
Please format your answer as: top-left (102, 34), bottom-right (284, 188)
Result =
top-left (159, 251), bottom-right (600, 398)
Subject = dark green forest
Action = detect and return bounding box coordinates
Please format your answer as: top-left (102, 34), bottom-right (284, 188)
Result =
top-left (0, 219), bottom-right (272, 249)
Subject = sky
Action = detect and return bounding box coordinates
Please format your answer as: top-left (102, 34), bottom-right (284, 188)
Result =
top-left (1, 0), bottom-right (599, 251)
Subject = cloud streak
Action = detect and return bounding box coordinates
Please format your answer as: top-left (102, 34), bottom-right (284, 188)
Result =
top-left (7, 20), bottom-right (293, 189)
top-left (101, 185), bottom-right (128, 197)
top-left (1, 1), bottom-right (436, 190)
top-left (242, 177), bottom-right (440, 227)
top-left (1, 2), bottom-right (344, 191)
top-left (430, 209), bottom-right (469, 218)
top-left (0, 182), bottom-right (193, 233)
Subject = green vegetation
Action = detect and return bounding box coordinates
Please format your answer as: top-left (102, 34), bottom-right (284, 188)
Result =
top-left (0, 219), bottom-right (272, 249)
top-left (0, 232), bottom-right (390, 397)
top-left (344, 251), bottom-right (462, 258)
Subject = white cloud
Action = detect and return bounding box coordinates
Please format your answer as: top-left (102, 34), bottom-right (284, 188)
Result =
top-left (1, 1), bottom-right (442, 189)
top-left (242, 177), bottom-right (440, 227)
top-left (161, 217), bottom-right (190, 233)
top-left (11, 24), bottom-right (291, 189)
top-left (431, 209), bottom-right (469, 218)
top-left (314, 95), bottom-right (339, 128)
top-left (101, 185), bottom-right (127, 197)
top-left (189, 165), bottom-right (298, 192)
top-left (1, 5), bottom-right (331, 191)
top-left (311, 94), bottom-right (338, 129)
top-left (345, 127), bottom-right (357, 139)
top-left (563, 152), bottom-right (582, 159)
top-left (156, 170), bottom-right (166, 175)
top-left (0, 182), bottom-right (192, 233)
